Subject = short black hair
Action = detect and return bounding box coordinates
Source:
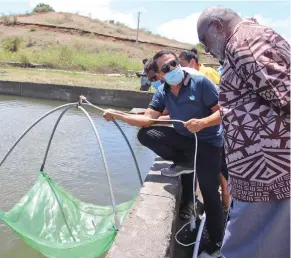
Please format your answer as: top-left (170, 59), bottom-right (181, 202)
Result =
top-left (144, 59), bottom-right (155, 73)
top-left (152, 49), bottom-right (178, 72)
top-left (190, 48), bottom-right (199, 63)
top-left (142, 58), bottom-right (149, 65)
top-left (179, 50), bottom-right (198, 63)
top-left (190, 47), bottom-right (198, 55)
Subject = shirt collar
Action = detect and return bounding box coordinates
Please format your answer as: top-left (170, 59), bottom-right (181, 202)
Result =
top-left (226, 18), bottom-right (259, 46)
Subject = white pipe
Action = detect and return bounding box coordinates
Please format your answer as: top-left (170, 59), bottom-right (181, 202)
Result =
top-left (193, 212), bottom-right (206, 258)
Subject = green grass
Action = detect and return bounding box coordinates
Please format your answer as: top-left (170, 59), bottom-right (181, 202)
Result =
top-left (0, 67), bottom-right (142, 91)
top-left (0, 45), bottom-right (143, 74)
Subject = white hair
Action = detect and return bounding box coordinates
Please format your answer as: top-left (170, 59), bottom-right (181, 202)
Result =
top-left (199, 6), bottom-right (240, 25)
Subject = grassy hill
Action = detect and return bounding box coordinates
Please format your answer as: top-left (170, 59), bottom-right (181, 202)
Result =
top-left (0, 11), bottom-right (218, 90)
top-left (0, 12), bottom-right (217, 74)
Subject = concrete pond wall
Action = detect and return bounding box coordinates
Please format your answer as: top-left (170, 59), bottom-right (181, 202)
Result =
top-left (0, 80), bottom-right (154, 109)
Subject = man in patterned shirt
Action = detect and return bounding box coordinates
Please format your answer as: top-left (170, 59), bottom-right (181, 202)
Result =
top-left (197, 6), bottom-right (290, 258)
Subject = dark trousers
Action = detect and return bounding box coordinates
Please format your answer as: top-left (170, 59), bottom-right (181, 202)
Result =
top-left (137, 126), bottom-right (224, 244)
top-left (221, 146), bottom-right (228, 180)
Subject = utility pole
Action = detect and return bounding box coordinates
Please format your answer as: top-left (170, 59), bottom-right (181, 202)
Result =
top-left (136, 12), bottom-right (141, 44)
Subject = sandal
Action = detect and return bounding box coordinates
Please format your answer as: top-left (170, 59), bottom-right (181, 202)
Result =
top-left (179, 200), bottom-right (194, 221)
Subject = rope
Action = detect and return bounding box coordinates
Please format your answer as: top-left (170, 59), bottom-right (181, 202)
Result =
top-left (80, 95), bottom-right (185, 124)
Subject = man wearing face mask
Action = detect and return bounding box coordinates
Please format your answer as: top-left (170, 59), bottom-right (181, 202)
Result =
top-left (197, 6), bottom-right (290, 258)
top-left (103, 50), bottom-right (224, 257)
top-left (144, 59), bottom-right (165, 91)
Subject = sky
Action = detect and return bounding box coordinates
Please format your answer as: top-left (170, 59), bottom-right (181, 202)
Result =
top-left (0, 0), bottom-right (290, 44)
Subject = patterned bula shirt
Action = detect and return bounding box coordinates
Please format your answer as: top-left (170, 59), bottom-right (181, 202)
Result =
top-left (219, 18), bottom-right (290, 202)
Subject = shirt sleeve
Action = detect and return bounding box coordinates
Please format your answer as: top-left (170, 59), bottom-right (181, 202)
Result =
top-left (238, 33), bottom-right (290, 112)
top-left (148, 90), bottom-right (166, 113)
top-left (201, 76), bottom-right (219, 109)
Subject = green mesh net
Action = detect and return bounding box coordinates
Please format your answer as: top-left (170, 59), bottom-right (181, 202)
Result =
top-left (0, 172), bottom-right (134, 258)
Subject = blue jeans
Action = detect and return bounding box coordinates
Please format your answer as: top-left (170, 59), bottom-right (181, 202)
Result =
top-left (222, 198), bottom-right (290, 258)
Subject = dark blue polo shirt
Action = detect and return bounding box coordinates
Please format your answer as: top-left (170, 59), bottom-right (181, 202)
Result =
top-left (148, 69), bottom-right (223, 147)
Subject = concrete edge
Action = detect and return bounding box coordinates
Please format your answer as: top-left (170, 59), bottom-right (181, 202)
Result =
top-left (0, 80), bottom-right (154, 109)
top-left (106, 159), bottom-right (181, 258)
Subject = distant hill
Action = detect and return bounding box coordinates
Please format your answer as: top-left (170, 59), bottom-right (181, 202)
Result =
top-left (0, 12), bottom-right (218, 74)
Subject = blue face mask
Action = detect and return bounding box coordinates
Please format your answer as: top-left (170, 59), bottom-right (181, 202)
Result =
top-left (164, 67), bottom-right (184, 86)
top-left (151, 80), bottom-right (163, 90)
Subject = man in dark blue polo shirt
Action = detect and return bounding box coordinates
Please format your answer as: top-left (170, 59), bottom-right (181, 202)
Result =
top-left (103, 50), bottom-right (224, 256)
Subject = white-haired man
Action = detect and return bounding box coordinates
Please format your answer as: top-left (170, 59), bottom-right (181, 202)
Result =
top-left (197, 5), bottom-right (290, 258)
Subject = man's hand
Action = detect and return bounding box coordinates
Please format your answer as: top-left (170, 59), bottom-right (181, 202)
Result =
top-left (103, 109), bottom-right (117, 121)
top-left (184, 118), bottom-right (206, 133)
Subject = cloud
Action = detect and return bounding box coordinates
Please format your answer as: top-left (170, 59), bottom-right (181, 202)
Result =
top-left (156, 12), bottom-right (201, 45)
top-left (156, 12), bottom-right (290, 44)
top-left (28, 0), bottom-right (137, 28)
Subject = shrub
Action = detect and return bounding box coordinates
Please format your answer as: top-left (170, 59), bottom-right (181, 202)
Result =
top-left (33, 3), bottom-right (55, 13)
top-left (19, 54), bottom-right (30, 66)
top-left (1, 36), bottom-right (23, 52)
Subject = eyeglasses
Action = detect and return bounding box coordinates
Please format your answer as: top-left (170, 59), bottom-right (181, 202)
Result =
top-left (161, 60), bottom-right (178, 73)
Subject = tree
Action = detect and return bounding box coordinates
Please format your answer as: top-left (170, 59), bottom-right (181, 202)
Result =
top-left (33, 3), bottom-right (55, 13)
